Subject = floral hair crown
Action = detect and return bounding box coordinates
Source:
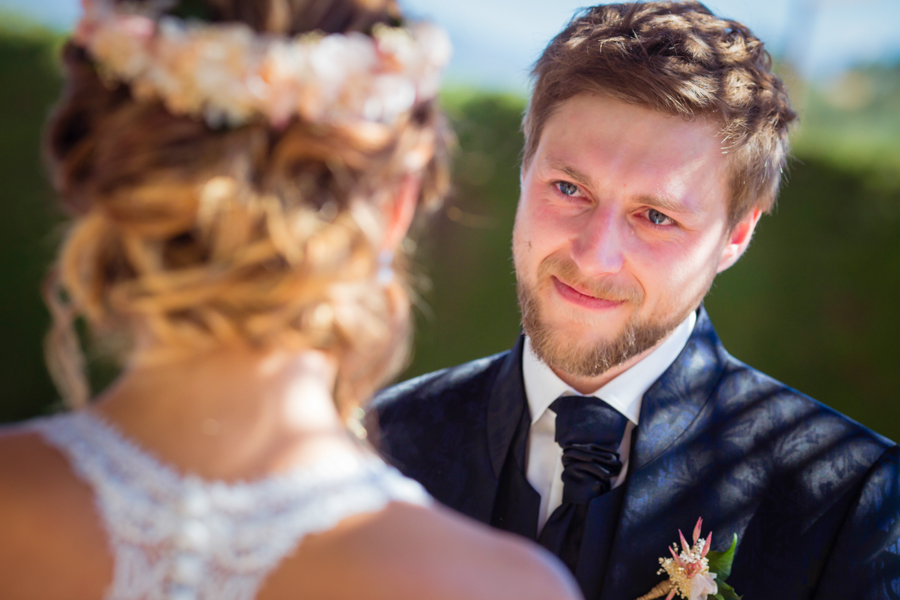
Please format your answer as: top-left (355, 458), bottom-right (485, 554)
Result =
top-left (72, 0), bottom-right (452, 129)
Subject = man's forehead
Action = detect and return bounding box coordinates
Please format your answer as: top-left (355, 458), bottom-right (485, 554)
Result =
top-left (547, 94), bottom-right (723, 146)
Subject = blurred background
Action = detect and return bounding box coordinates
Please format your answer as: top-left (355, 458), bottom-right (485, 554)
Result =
top-left (1, 1), bottom-right (899, 438)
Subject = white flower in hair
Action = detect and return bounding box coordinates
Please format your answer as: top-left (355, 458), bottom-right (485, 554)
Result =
top-left (73, 0), bottom-right (452, 129)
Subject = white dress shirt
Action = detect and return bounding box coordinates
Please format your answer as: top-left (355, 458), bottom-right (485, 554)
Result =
top-left (522, 310), bottom-right (697, 530)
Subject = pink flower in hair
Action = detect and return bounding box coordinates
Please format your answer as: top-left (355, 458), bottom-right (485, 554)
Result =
top-left (70, 0), bottom-right (451, 129)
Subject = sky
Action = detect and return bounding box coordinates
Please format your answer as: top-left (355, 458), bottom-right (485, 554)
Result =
top-left (3, 0), bottom-right (900, 92)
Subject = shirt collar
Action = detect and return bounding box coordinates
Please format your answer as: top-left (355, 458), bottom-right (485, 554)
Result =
top-left (522, 310), bottom-right (697, 426)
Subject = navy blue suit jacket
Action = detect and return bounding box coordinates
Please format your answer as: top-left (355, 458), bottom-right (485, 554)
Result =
top-left (368, 308), bottom-right (900, 599)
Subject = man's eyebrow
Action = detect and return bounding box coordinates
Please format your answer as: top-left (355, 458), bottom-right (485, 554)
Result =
top-left (545, 160), bottom-right (594, 190)
top-left (634, 194), bottom-right (693, 214)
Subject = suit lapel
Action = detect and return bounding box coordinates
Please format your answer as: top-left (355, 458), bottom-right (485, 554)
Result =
top-left (594, 307), bottom-right (729, 600)
top-left (629, 307), bottom-right (727, 472)
top-left (425, 334), bottom-right (537, 526)
top-left (485, 335), bottom-right (542, 535)
top-left (490, 396), bottom-right (541, 539)
top-left (487, 335), bottom-right (529, 477)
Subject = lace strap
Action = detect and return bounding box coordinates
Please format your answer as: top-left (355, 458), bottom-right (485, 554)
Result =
top-left (27, 411), bottom-right (430, 600)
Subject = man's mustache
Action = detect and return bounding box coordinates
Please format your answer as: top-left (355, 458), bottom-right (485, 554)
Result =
top-left (538, 255), bottom-right (644, 305)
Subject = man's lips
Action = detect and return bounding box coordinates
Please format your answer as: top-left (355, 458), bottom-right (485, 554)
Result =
top-left (551, 276), bottom-right (627, 310)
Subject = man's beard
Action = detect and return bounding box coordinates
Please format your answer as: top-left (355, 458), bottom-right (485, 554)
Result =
top-left (517, 255), bottom-right (700, 378)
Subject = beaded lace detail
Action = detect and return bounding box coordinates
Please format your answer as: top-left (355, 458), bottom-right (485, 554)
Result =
top-left (29, 411), bottom-right (430, 600)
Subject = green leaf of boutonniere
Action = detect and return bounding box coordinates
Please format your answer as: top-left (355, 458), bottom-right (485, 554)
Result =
top-left (706, 533), bottom-right (738, 580)
top-left (713, 581), bottom-right (741, 600)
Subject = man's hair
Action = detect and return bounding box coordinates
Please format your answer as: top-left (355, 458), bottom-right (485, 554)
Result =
top-left (522, 1), bottom-right (797, 227)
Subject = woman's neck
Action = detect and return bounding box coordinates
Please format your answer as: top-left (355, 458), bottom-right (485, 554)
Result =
top-left (91, 346), bottom-right (359, 481)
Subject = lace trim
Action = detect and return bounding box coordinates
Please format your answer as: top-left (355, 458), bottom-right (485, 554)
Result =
top-left (29, 411), bottom-right (429, 600)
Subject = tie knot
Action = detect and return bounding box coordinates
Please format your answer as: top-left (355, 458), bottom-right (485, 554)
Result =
top-left (549, 395), bottom-right (629, 449)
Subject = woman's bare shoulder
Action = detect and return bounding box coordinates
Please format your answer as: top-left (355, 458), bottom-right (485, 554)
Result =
top-left (386, 502), bottom-right (582, 600)
top-left (264, 499), bottom-right (583, 600)
top-left (0, 424), bottom-right (98, 527)
top-left (0, 425), bottom-right (111, 599)
top-left (0, 425), bottom-right (72, 505)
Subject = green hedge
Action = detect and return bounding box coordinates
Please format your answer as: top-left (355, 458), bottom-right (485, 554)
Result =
top-left (2, 26), bottom-right (899, 441)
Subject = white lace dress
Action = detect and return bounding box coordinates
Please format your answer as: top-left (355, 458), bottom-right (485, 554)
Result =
top-left (28, 411), bottom-right (430, 600)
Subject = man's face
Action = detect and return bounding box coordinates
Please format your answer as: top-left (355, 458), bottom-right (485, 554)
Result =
top-left (513, 93), bottom-right (758, 388)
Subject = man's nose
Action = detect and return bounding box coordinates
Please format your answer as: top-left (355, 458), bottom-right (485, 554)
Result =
top-left (570, 207), bottom-right (626, 277)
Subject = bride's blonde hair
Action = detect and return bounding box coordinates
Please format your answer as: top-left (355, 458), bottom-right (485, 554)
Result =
top-left (42, 0), bottom-right (450, 416)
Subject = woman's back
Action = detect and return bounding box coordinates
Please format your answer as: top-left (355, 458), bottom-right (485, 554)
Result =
top-left (0, 419), bottom-right (578, 600)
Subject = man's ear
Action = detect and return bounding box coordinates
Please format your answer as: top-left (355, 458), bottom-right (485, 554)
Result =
top-left (717, 207), bottom-right (762, 273)
top-left (382, 175), bottom-right (420, 252)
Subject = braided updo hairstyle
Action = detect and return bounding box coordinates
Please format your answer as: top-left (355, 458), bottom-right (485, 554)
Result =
top-left (43, 0), bottom-right (450, 415)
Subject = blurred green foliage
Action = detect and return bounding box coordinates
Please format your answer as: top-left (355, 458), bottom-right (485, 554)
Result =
top-left (0, 23), bottom-right (66, 422)
top-left (795, 64), bottom-right (900, 176)
top-left (1, 23), bottom-right (899, 440)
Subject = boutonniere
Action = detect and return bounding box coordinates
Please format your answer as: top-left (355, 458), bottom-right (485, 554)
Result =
top-left (636, 518), bottom-right (740, 600)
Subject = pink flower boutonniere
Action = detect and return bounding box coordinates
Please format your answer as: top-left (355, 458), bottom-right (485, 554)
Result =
top-left (636, 518), bottom-right (740, 600)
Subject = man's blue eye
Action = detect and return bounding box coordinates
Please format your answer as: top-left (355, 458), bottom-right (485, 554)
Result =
top-left (648, 209), bottom-right (670, 225)
top-left (557, 182), bottom-right (579, 196)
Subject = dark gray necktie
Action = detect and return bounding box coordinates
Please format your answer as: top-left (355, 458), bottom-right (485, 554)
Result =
top-left (537, 395), bottom-right (628, 573)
